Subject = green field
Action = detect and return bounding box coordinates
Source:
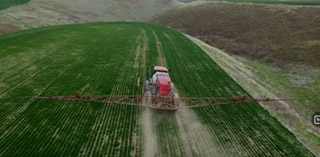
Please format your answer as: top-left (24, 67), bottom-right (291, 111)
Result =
top-left (0, 22), bottom-right (314, 156)
top-left (0, 0), bottom-right (30, 10)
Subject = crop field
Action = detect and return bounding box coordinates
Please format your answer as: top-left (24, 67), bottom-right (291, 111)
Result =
top-left (0, 22), bottom-right (314, 156)
top-left (0, 0), bottom-right (30, 10)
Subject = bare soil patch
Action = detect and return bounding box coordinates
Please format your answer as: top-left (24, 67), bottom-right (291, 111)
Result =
top-left (151, 2), bottom-right (320, 68)
top-left (0, 24), bottom-right (19, 35)
top-left (175, 104), bottom-right (226, 156)
top-left (152, 30), bottom-right (167, 66)
top-left (141, 108), bottom-right (158, 157)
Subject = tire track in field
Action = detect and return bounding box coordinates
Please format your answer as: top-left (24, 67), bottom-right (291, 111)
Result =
top-left (143, 29), bottom-right (224, 156)
top-left (132, 28), bottom-right (149, 157)
top-left (77, 29), bottom-right (147, 156)
top-left (137, 29), bottom-right (160, 157)
top-left (110, 29), bottom-right (146, 156)
top-left (162, 32), bottom-right (227, 156)
top-left (108, 32), bottom-right (143, 156)
top-left (135, 29), bottom-right (161, 157)
top-left (175, 104), bottom-right (225, 156)
top-left (142, 29), bottom-right (173, 157)
top-left (141, 108), bottom-right (157, 157)
top-left (151, 30), bottom-right (166, 66)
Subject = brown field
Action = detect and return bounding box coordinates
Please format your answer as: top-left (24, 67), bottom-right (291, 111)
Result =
top-left (151, 1), bottom-right (320, 68)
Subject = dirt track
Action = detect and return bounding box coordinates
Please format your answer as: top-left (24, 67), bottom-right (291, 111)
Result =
top-left (175, 103), bottom-right (226, 156)
top-left (141, 108), bottom-right (158, 157)
top-left (141, 103), bottom-right (227, 156)
top-left (140, 30), bottom-right (225, 156)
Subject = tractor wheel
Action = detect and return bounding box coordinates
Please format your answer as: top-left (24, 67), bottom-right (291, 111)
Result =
top-left (144, 80), bottom-right (150, 94)
top-left (174, 93), bottom-right (180, 108)
top-left (143, 91), bottom-right (152, 107)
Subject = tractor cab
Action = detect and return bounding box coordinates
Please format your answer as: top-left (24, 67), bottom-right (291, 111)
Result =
top-left (153, 66), bottom-right (168, 73)
top-left (152, 66), bottom-right (169, 84)
top-left (156, 75), bottom-right (171, 95)
top-left (150, 66), bottom-right (171, 95)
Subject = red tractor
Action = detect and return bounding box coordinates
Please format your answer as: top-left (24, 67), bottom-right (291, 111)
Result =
top-left (144, 66), bottom-right (180, 110)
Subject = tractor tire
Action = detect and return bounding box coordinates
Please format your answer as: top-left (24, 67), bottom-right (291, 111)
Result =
top-left (144, 80), bottom-right (150, 94)
top-left (174, 93), bottom-right (180, 108)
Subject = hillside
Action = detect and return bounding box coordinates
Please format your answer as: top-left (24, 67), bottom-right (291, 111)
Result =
top-left (151, 1), bottom-right (320, 154)
top-left (0, 0), bottom-right (181, 34)
top-left (150, 1), bottom-right (320, 114)
top-left (0, 22), bottom-right (314, 156)
top-left (151, 1), bottom-right (320, 68)
top-left (189, 35), bottom-right (320, 156)
top-left (2, 0), bottom-right (319, 35)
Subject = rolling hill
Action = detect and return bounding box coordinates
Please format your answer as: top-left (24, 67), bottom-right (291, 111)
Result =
top-left (0, 22), bottom-right (314, 156)
top-left (2, 0), bottom-right (319, 35)
top-left (151, 1), bottom-right (320, 68)
top-left (0, 0), bottom-right (181, 34)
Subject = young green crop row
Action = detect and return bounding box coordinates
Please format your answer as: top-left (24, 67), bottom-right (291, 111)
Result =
top-left (0, 22), bottom-right (315, 156)
top-left (143, 27), bottom-right (187, 156)
top-left (0, 24), bottom-right (145, 156)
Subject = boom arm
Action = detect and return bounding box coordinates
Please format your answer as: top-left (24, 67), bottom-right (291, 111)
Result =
top-left (19, 94), bottom-right (294, 110)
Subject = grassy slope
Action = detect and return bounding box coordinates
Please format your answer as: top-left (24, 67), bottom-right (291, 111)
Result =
top-left (0, 0), bottom-right (30, 10)
top-left (30, 0), bottom-right (179, 21)
top-left (189, 35), bottom-right (320, 155)
top-left (1, 0), bottom-right (319, 35)
top-left (0, 22), bottom-right (314, 156)
top-left (0, 0), bottom-right (180, 34)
